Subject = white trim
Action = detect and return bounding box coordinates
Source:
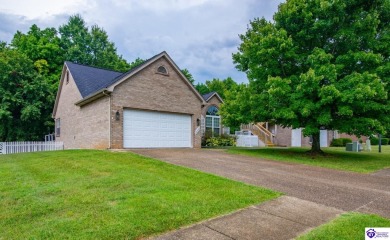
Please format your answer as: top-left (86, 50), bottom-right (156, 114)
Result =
top-left (206, 115), bottom-right (221, 136)
top-left (74, 89), bottom-right (111, 106)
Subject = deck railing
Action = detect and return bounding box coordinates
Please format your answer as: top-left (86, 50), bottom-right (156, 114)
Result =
top-left (241, 123), bottom-right (274, 146)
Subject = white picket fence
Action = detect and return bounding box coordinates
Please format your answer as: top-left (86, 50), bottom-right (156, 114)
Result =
top-left (0, 141), bottom-right (64, 155)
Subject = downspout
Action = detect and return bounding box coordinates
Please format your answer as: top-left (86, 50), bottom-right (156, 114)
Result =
top-left (102, 90), bottom-right (111, 149)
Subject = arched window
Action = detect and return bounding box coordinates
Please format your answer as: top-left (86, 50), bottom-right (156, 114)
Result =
top-left (206, 106), bottom-right (219, 116)
top-left (206, 106), bottom-right (220, 136)
top-left (157, 66), bottom-right (168, 75)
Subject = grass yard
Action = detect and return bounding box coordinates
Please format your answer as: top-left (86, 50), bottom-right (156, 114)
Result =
top-left (227, 145), bottom-right (390, 173)
top-left (0, 150), bottom-right (280, 239)
top-left (297, 212), bottom-right (390, 240)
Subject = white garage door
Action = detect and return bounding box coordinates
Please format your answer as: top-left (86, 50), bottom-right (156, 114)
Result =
top-left (123, 109), bottom-right (192, 148)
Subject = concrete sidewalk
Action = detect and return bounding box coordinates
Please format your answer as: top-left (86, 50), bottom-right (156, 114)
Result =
top-left (153, 196), bottom-right (343, 240)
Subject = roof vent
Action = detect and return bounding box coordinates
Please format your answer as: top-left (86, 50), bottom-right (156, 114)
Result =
top-left (157, 66), bottom-right (168, 75)
top-left (66, 71), bottom-right (69, 84)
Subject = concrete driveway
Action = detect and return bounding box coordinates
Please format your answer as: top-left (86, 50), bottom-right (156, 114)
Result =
top-left (132, 148), bottom-right (390, 219)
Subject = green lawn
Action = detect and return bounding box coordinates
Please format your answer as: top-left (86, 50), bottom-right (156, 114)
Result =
top-left (227, 145), bottom-right (390, 173)
top-left (0, 150), bottom-right (280, 239)
top-left (297, 212), bottom-right (390, 240)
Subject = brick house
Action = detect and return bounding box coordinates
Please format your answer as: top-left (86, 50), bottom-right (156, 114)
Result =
top-left (52, 51), bottom-right (222, 149)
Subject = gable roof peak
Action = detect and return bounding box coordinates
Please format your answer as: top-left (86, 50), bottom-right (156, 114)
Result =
top-left (202, 91), bottom-right (224, 103)
top-left (57, 51), bottom-right (206, 109)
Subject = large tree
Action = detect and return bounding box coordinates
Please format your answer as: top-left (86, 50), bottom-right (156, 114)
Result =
top-left (11, 24), bottom-right (64, 90)
top-left (220, 83), bottom-right (252, 131)
top-left (0, 47), bottom-right (53, 141)
top-left (59, 14), bottom-right (130, 72)
top-left (233, 0), bottom-right (390, 153)
top-left (1, 15), bottom-right (143, 141)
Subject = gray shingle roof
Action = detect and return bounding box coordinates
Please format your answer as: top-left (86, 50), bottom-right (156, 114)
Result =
top-left (66, 52), bottom-right (164, 99)
top-left (65, 61), bottom-right (123, 98)
top-left (202, 92), bottom-right (217, 101)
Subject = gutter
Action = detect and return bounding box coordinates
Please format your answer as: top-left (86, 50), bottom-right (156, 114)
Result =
top-left (74, 89), bottom-right (112, 107)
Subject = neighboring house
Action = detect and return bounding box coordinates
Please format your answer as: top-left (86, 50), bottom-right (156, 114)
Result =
top-left (52, 51), bottom-right (222, 149)
top-left (241, 123), bottom-right (366, 147)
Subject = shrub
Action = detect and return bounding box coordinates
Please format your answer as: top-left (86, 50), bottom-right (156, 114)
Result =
top-left (370, 136), bottom-right (378, 145)
top-left (331, 138), bottom-right (352, 147)
top-left (205, 135), bottom-right (236, 147)
top-left (330, 138), bottom-right (343, 147)
top-left (370, 137), bottom-right (389, 145)
top-left (342, 138), bottom-right (353, 145)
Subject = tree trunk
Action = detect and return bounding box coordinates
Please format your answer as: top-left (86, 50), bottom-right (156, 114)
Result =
top-left (308, 132), bottom-right (324, 155)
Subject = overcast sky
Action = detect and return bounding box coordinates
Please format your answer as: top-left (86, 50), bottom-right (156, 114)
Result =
top-left (0, 0), bottom-right (283, 83)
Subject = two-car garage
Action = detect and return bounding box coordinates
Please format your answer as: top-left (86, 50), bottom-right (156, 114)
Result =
top-left (123, 109), bottom-right (192, 148)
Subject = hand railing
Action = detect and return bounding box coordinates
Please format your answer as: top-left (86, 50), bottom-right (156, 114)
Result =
top-left (241, 123), bottom-right (274, 145)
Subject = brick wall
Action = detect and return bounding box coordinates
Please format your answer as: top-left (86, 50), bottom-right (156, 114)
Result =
top-left (110, 57), bottom-right (203, 148)
top-left (54, 69), bottom-right (110, 149)
top-left (275, 126), bottom-right (292, 147)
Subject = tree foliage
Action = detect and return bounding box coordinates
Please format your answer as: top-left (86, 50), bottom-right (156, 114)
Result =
top-left (0, 15), bottom-right (141, 141)
top-left (233, 0), bottom-right (390, 153)
top-left (59, 15), bottom-right (130, 72)
top-left (11, 25), bottom-right (64, 93)
top-left (195, 77), bottom-right (238, 99)
top-left (181, 68), bottom-right (195, 85)
top-left (129, 57), bottom-right (145, 69)
top-left (220, 83), bottom-right (252, 131)
top-left (0, 47), bottom-right (53, 141)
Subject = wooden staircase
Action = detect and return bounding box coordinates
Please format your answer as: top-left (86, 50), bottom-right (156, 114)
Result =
top-left (241, 122), bottom-right (275, 147)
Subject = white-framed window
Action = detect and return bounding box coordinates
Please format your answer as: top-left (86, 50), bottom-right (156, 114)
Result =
top-left (56, 118), bottom-right (61, 137)
top-left (205, 106), bottom-right (220, 137)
